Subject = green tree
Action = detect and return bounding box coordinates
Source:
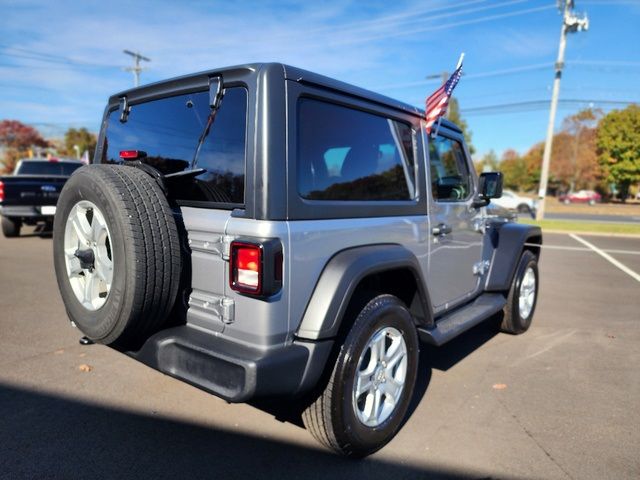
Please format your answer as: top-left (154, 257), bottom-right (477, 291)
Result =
top-left (448, 97), bottom-right (475, 155)
top-left (62, 127), bottom-right (97, 159)
top-left (474, 149), bottom-right (499, 175)
top-left (0, 120), bottom-right (49, 173)
top-left (596, 105), bottom-right (640, 201)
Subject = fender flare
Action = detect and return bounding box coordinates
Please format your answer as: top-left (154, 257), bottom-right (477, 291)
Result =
top-left (484, 222), bottom-right (542, 292)
top-left (296, 244), bottom-right (433, 340)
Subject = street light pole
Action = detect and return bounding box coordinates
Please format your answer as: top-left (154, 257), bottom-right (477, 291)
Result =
top-left (536, 0), bottom-right (588, 220)
top-left (123, 50), bottom-right (151, 87)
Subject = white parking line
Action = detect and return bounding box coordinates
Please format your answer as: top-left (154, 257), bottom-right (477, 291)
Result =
top-left (569, 234), bottom-right (640, 283)
top-left (525, 243), bottom-right (640, 255)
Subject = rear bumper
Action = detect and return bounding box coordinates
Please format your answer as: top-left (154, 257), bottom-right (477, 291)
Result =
top-left (0, 205), bottom-right (55, 220)
top-left (125, 326), bottom-right (333, 402)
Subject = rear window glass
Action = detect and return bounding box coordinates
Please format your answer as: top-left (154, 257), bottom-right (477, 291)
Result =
top-left (102, 87), bottom-right (247, 205)
top-left (17, 161), bottom-right (82, 176)
top-left (297, 98), bottom-right (415, 201)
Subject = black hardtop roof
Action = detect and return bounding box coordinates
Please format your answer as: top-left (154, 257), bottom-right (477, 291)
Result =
top-left (111, 62), bottom-right (461, 132)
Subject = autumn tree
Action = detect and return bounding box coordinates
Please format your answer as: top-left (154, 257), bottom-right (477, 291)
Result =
top-left (0, 120), bottom-right (49, 173)
top-left (448, 97), bottom-right (475, 155)
top-left (61, 127), bottom-right (97, 159)
top-left (597, 105), bottom-right (640, 201)
top-left (559, 108), bottom-right (602, 192)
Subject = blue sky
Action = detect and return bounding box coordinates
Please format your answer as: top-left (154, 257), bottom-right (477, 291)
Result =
top-left (1, 0), bottom-right (639, 158)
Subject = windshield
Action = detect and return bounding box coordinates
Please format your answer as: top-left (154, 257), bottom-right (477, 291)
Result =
top-left (17, 161), bottom-right (82, 176)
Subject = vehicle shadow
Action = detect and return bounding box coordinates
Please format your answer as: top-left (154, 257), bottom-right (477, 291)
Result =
top-left (0, 382), bottom-right (497, 480)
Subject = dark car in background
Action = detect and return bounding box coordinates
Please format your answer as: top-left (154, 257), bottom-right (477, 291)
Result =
top-left (558, 189), bottom-right (602, 205)
top-left (0, 158), bottom-right (83, 237)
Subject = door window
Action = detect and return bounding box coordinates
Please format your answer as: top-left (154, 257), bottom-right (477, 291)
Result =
top-left (428, 136), bottom-right (471, 201)
top-left (297, 98), bottom-right (416, 201)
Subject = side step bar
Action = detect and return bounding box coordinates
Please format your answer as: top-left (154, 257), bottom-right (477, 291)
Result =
top-left (418, 293), bottom-right (506, 346)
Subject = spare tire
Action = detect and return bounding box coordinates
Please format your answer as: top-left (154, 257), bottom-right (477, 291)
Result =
top-left (53, 164), bottom-right (182, 348)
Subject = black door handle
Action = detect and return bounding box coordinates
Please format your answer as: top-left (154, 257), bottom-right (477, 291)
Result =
top-left (432, 223), bottom-right (452, 236)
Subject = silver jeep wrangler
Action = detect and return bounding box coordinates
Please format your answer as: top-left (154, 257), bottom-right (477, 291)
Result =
top-left (53, 63), bottom-right (542, 457)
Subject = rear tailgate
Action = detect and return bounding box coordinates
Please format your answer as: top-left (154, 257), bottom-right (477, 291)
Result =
top-left (0, 176), bottom-right (68, 208)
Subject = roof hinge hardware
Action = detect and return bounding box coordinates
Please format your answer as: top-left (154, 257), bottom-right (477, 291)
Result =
top-left (473, 260), bottom-right (491, 276)
top-left (119, 96), bottom-right (131, 123)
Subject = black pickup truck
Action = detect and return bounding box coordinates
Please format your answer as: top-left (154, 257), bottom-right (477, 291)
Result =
top-left (0, 158), bottom-right (82, 237)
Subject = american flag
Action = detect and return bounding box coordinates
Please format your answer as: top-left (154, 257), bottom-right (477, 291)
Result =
top-left (425, 55), bottom-right (464, 134)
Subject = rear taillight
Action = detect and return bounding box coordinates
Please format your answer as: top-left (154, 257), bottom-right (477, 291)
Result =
top-left (231, 242), bottom-right (262, 294)
top-left (0, 181), bottom-right (4, 202)
top-left (230, 239), bottom-right (283, 296)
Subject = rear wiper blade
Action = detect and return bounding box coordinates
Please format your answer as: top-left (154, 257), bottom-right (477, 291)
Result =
top-left (190, 76), bottom-right (224, 170)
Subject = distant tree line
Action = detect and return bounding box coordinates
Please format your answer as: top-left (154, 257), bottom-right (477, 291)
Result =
top-left (0, 120), bottom-right (97, 174)
top-left (474, 104), bottom-right (640, 201)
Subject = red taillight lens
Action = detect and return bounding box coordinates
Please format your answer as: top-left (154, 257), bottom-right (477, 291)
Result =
top-left (119, 150), bottom-right (143, 160)
top-left (230, 242), bottom-right (262, 294)
top-left (0, 181), bottom-right (4, 202)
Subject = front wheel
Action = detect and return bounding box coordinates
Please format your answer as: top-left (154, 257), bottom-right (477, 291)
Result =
top-left (501, 250), bottom-right (539, 334)
top-left (302, 294), bottom-right (419, 457)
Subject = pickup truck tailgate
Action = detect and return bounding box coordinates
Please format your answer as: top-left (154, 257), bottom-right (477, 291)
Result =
top-left (0, 176), bottom-right (67, 207)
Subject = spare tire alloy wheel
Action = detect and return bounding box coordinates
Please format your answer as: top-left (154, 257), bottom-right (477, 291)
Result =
top-left (53, 164), bottom-right (181, 348)
top-left (353, 326), bottom-right (408, 427)
top-left (64, 201), bottom-right (113, 311)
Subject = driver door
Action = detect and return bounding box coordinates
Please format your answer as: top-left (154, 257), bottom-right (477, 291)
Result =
top-left (426, 131), bottom-right (484, 313)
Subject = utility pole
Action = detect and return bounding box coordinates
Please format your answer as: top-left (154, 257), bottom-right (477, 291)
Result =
top-left (536, 0), bottom-right (588, 220)
top-left (123, 50), bottom-right (150, 87)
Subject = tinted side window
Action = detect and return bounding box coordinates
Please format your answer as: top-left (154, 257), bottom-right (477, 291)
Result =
top-left (428, 136), bottom-right (471, 201)
top-left (297, 98), bottom-right (415, 201)
top-left (103, 87), bottom-right (247, 205)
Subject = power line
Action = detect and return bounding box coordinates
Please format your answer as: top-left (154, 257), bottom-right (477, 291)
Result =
top-left (461, 98), bottom-right (636, 115)
top-left (0, 46), bottom-right (119, 68)
top-left (328, 4), bottom-right (556, 47)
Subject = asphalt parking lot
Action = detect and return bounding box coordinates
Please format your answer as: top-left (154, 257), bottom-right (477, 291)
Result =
top-left (0, 229), bottom-right (638, 479)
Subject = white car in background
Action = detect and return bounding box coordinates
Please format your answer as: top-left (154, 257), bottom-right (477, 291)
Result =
top-left (491, 189), bottom-right (537, 215)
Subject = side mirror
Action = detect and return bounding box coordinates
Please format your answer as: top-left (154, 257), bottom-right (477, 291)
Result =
top-left (479, 172), bottom-right (503, 199)
top-left (473, 172), bottom-right (503, 208)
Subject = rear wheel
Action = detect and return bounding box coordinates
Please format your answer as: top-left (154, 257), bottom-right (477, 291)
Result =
top-left (1, 216), bottom-right (21, 237)
top-left (501, 250), bottom-right (538, 334)
top-left (302, 294), bottom-right (419, 457)
top-left (53, 165), bottom-right (182, 348)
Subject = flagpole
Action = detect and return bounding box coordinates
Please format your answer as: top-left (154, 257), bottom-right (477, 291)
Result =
top-left (456, 52), bottom-right (465, 70)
